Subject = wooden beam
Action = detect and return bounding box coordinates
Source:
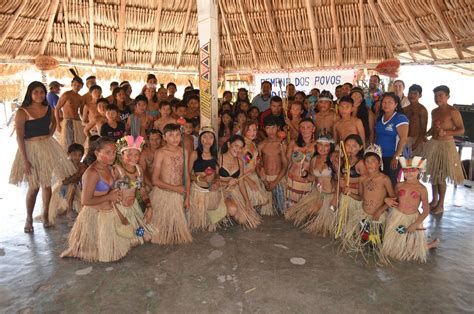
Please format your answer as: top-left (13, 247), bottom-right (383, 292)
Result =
top-left (367, 0), bottom-right (395, 58)
top-left (330, 0), bottom-right (342, 65)
top-left (304, 0), bottom-right (320, 67)
top-left (237, 0), bottom-right (258, 69)
top-left (218, 0), bottom-right (238, 69)
top-left (263, 0), bottom-right (285, 68)
top-left (399, 0), bottom-right (437, 61)
top-left (39, 0), bottom-right (60, 55)
top-left (0, 0), bottom-right (28, 47)
top-left (62, 0), bottom-right (72, 62)
top-left (359, 0), bottom-right (367, 64)
top-left (89, 0), bottom-right (95, 63)
top-left (176, 0), bottom-right (193, 68)
top-left (430, 0), bottom-right (463, 59)
top-left (150, 0), bottom-right (163, 68)
top-left (13, 5), bottom-right (48, 58)
top-left (378, 0), bottom-right (417, 62)
top-left (116, 0), bottom-right (126, 66)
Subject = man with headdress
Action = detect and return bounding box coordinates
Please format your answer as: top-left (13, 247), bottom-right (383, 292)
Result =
top-left (55, 74), bottom-right (86, 150)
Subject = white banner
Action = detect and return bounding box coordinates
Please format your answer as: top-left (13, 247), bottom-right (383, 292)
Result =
top-left (252, 69), bottom-right (355, 97)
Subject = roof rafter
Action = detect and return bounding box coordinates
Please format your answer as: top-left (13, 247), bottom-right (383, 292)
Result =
top-left (0, 0), bottom-right (28, 47)
top-left (367, 0), bottom-right (395, 58)
top-left (359, 0), bottom-right (367, 64)
top-left (399, 0), bottom-right (437, 61)
top-left (176, 0), bottom-right (193, 68)
top-left (378, 0), bottom-right (417, 62)
top-left (62, 0), bottom-right (72, 62)
top-left (430, 0), bottom-right (463, 59)
top-left (89, 0), bottom-right (95, 63)
top-left (330, 0), bottom-right (342, 65)
top-left (218, 0), bottom-right (238, 69)
top-left (116, 0), bottom-right (126, 66)
top-left (13, 5), bottom-right (48, 58)
top-left (150, 0), bottom-right (163, 68)
top-left (39, 0), bottom-right (60, 55)
top-left (237, 0), bottom-right (258, 69)
top-left (304, 0), bottom-right (320, 67)
top-left (263, 0), bottom-right (285, 68)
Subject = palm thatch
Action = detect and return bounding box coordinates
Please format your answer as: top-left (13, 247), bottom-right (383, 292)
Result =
top-left (0, 0), bottom-right (473, 73)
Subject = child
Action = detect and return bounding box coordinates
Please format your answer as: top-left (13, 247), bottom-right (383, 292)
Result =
top-left (285, 101), bottom-right (303, 140)
top-left (334, 134), bottom-right (367, 239)
top-left (334, 96), bottom-right (366, 147)
top-left (113, 136), bottom-right (155, 246)
top-left (83, 98), bottom-right (108, 137)
top-left (188, 126), bottom-right (221, 231)
top-left (183, 118), bottom-right (197, 153)
top-left (218, 111), bottom-right (234, 148)
top-left (47, 143), bottom-right (87, 225)
top-left (248, 106), bottom-right (260, 121)
top-left (61, 137), bottom-right (131, 262)
top-left (351, 88), bottom-right (375, 144)
top-left (82, 85), bottom-right (102, 126)
top-left (144, 86), bottom-right (160, 120)
top-left (219, 135), bottom-right (262, 228)
top-left (423, 85), bottom-right (465, 215)
top-left (172, 102), bottom-right (188, 120)
top-left (258, 116), bottom-right (288, 214)
top-left (241, 121), bottom-right (270, 214)
top-left (341, 144), bottom-right (395, 262)
top-left (139, 129), bottom-right (163, 188)
top-left (149, 124), bottom-right (193, 245)
top-left (285, 118), bottom-right (317, 209)
top-left (234, 110), bottom-right (248, 135)
top-left (383, 156), bottom-right (439, 262)
top-left (126, 95), bottom-right (152, 138)
top-left (314, 91), bottom-right (337, 137)
top-left (404, 84), bottom-right (428, 157)
top-left (185, 94), bottom-right (200, 122)
top-left (153, 100), bottom-right (176, 132)
top-left (100, 104), bottom-right (126, 141)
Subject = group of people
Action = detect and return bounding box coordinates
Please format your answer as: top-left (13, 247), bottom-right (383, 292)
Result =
top-left (9, 72), bottom-right (465, 264)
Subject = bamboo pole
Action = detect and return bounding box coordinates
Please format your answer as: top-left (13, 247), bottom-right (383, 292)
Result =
top-left (330, 0), bottom-right (342, 65)
top-left (116, 0), bottom-right (126, 66)
top-left (150, 0), bottom-right (163, 68)
top-left (367, 0), bottom-right (396, 58)
top-left (430, 0), bottom-right (463, 59)
top-left (237, 0), bottom-right (258, 69)
top-left (39, 0), bottom-right (60, 55)
top-left (218, 0), bottom-right (238, 69)
top-left (89, 0), bottom-right (95, 63)
top-left (176, 0), bottom-right (193, 68)
top-left (0, 0), bottom-right (28, 46)
top-left (304, 0), bottom-right (320, 67)
top-left (359, 0), bottom-right (367, 64)
top-left (62, 0), bottom-right (72, 62)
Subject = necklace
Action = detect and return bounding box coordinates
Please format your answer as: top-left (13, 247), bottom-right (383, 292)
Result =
top-left (123, 165), bottom-right (137, 175)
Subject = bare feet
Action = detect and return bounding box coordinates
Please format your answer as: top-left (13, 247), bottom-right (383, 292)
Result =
top-left (429, 200), bottom-right (439, 209)
top-left (427, 238), bottom-right (440, 249)
top-left (66, 209), bottom-right (77, 220)
top-left (43, 215), bottom-right (52, 228)
top-left (24, 219), bottom-right (34, 233)
top-left (431, 205), bottom-right (444, 215)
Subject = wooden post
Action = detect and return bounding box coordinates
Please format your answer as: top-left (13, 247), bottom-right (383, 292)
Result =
top-left (197, 0), bottom-right (219, 129)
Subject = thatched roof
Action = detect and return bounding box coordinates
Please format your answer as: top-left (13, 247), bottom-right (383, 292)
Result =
top-left (0, 0), bottom-right (473, 73)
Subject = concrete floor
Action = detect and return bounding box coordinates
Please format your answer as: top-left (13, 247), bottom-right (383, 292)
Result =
top-left (1, 128), bottom-right (473, 313)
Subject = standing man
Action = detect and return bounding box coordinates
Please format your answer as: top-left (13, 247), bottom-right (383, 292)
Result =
top-left (404, 84), bottom-right (428, 156)
top-left (106, 81), bottom-right (119, 104)
top-left (81, 76), bottom-right (97, 108)
top-left (55, 76), bottom-right (86, 150)
top-left (367, 75), bottom-right (381, 113)
top-left (252, 81), bottom-right (272, 112)
top-left (47, 81), bottom-right (64, 109)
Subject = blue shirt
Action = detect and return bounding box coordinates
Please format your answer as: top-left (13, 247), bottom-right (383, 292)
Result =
top-left (47, 92), bottom-right (59, 108)
top-left (251, 94), bottom-right (271, 112)
top-left (376, 112), bottom-right (409, 157)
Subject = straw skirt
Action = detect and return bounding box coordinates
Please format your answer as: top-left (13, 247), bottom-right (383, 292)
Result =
top-left (48, 182), bottom-right (82, 225)
top-left (261, 175), bottom-right (286, 216)
top-left (303, 192), bottom-right (336, 237)
top-left (60, 206), bottom-right (131, 262)
top-left (423, 139), bottom-right (464, 184)
top-left (244, 172), bottom-right (269, 208)
top-left (189, 182), bottom-right (221, 231)
top-left (334, 194), bottom-right (363, 240)
top-left (115, 199), bottom-right (156, 245)
top-left (286, 177), bottom-right (313, 205)
top-left (149, 187), bottom-right (192, 245)
top-left (223, 185), bottom-right (262, 229)
top-left (382, 208), bottom-right (428, 263)
top-left (59, 119), bottom-right (86, 149)
top-left (9, 137), bottom-right (76, 190)
top-left (285, 188), bottom-right (322, 227)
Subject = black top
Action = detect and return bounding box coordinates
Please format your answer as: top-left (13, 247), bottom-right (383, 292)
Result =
top-left (119, 107), bottom-right (132, 122)
top-left (100, 121), bottom-right (125, 141)
top-left (193, 153), bottom-right (218, 173)
top-left (342, 162), bottom-right (361, 178)
top-left (219, 155), bottom-right (240, 178)
top-left (24, 106), bottom-right (51, 139)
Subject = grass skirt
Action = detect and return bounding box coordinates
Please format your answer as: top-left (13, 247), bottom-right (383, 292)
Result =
top-left (59, 119), bottom-right (86, 150)
top-left (382, 208), bottom-right (427, 263)
top-left (340, 209), bottom-right (387, 264)
top-left (285, 188), bottom-right (322, 227)
top-left (149, 187), bottom-right (192, 245)
top-left (48, 182), bottom-right (82, 225)
top-left (223, 185), bottom-right (262, 229)
top-left (406, 137), bottom-right (427, 158)
top-left (423, 139), bottom-right (464, 184)
top-left (60, 206), bottom-right (131, 262)
top-left (245, 172), bottom-right (269, 208)
top-left (115, 199), bottom-right (156, 245)
top-left (261, 175), bottom-right (286, 216)
top-left (9, 137), bottom-right (77, 190)
top-left (286, 177), bottom-right (313, 206)
top-left (334, 194), bottom-right (363, 240)
top-left (189, 183), bottom-right (221, 231)
top-left (303, 192), bottom-right (335, 237)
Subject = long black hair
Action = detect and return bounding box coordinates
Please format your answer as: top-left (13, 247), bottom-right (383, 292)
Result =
top-left (315, 140), bottom-right (336, 180)
top-left (377, 92), bottom-right (404, 121)
top-left (221, 134), bottom-right (245, 154)
top-left (22, 81), bottom-right (48, 107)
top-left (83, 136), bottom-right (114, 165)
top-left (296, 117), bottom-right (315, 148)
top-left (344, 134), bottom-right (364, 160)
top-left (218, 110), bottom-right (234, 137)
top-left (350, 89), bottom-right (370, 142)
top-left (197, 131), bottom-right (218, 160)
